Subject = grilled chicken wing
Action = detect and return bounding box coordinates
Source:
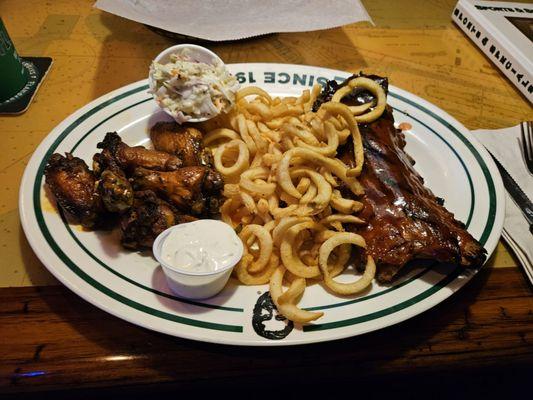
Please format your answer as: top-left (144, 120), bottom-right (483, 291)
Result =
top-left (93, 151), bottom-right (133, 213)
top-left (120, 190), bottom-right (196, 250)
top-left (132, 166), bottom-right (223, 216)
top-left (98, 169), bottom-right (133, 213)
top-left (44, 153), bottom-right (102, 228)
top-left (150, 122), bottom-right (213, 167)
top-left (97, 132), bottom-right (182, 172)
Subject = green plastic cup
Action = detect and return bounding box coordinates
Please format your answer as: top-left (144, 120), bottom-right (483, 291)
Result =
top-left (0, 18), bottom-right (28, 102)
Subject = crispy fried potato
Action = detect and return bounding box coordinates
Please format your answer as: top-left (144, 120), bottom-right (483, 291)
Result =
top-left (269, 266), bottom-right (323, 323)
top-left (319, 233), bottom-right (375, 295)
top-left (209, 82), bottom-right (387, 324)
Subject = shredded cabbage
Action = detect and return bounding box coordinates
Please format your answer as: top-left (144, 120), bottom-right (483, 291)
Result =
top-left (149, 50), bottom-right (239, 123)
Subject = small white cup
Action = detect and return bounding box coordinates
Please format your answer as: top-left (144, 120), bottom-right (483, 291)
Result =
top-left (152, 220), bottom-right (243, 299)
top-left (148, 44), bottom-right (225, 123)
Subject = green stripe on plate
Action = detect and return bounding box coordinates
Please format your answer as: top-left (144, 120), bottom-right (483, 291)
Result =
top-left (71, 97), bottom-right (152, 153)
top-left (305, 267), bottom-right (430, 311)
top-left (389, 92), bottom-right (496, 244)
top-left (304, 266), bottom-right (461, 332)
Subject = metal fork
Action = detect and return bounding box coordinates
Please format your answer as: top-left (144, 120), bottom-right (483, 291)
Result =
top-left (520, 121), bottom-right (533, 174)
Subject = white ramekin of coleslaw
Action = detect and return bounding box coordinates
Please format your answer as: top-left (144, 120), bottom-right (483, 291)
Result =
top-left (149, 44), bottom-right (240, 124)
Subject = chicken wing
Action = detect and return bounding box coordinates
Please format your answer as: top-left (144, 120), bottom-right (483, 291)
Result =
top-left (120, 190), bottom-right (196, 250)
top-left (93, 151), bottom-right (133, 213)
top-left (44, 153), bottom-right (102, 228)
top-left (97, 132), bottom-right (182, 172)
top-left (131, 166), bottom-right (223, 216)
top-left (150, 122), bottom-right (213, 167)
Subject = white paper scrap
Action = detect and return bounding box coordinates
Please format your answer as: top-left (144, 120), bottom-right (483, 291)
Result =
top-left (94, 0), bottom-right (372, 41)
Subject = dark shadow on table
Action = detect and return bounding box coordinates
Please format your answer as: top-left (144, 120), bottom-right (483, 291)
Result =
top-left (18, 187), bottom-right (59, 285)
top-left (18, 226), bottom-right (55, 285)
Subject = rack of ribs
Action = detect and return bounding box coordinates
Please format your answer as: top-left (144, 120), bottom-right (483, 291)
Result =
top-left (316, 75), bottom-right (487, 282)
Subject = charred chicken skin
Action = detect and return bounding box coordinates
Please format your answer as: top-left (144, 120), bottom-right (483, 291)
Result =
top-left (132, 166), bottom-right (223, 216)
top-left (97, 131), bottom-right (183, 172)
top-left (150, 122), bottom-right (213, 167)
top-left (93, 150), bottom-right (134, 213)
top-left (97, 169), bottom-right (133, 213)
top-left (120, 190), bottom-right (196, 249)
top-left (44, 153), bottom-right (102, 228)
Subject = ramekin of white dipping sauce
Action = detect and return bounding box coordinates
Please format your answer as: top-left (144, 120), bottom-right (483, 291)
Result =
top-left (152, 219), bottom-right (243, 299)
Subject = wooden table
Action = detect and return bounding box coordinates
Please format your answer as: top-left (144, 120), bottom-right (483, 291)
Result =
top-left (1, 0), bottom-right (532, 396)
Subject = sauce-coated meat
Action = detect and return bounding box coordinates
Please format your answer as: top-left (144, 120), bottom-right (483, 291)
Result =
top-left (319, 74), bottom-right (486, 282)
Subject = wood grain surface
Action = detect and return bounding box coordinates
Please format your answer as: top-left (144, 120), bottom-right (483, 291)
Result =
top-left (0, 0), bottom-right (532, 395)
top-left (1, 267), bottom-right (531, 394)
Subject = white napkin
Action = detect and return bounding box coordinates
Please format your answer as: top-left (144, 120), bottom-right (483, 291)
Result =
top-left (94, 0), bottom-right (372, 41)
top-left (472, 125), bottom-right (533, 283)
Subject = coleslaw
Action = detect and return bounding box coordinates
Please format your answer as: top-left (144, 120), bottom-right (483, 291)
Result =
top-left (149, 49), bottom-right (239, 123)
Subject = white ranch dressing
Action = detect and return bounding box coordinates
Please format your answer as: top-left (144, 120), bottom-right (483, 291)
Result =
top-left (160, 220), bottom-right (242, 274)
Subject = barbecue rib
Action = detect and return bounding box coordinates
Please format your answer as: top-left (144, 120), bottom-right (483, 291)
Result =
top-left (319, 75), bottom-right (486, 282)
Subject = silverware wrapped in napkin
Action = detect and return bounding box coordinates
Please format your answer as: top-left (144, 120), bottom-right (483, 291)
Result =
top-left (472, 125), bottom-right (533, 284)
top-left (94, 0), bottom-right (372, 41)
